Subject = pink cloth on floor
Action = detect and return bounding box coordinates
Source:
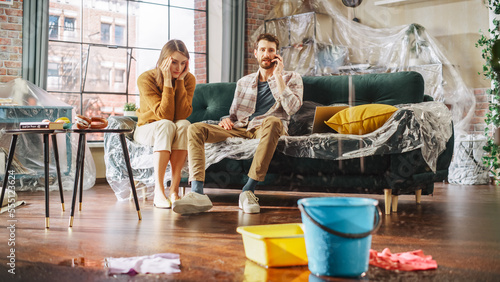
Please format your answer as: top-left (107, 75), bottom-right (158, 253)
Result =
top-left (106, 253), bottom-right (180, 275)
top-left (369, 248), bottom-right (437, 271)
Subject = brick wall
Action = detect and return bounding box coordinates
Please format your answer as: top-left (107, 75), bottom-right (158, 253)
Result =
top-left (194, 0), bottom-right (207, 83)
top-left (0, 0), bottom-right (23, 83)
top-left (472, 88), bottom-right (488, 136)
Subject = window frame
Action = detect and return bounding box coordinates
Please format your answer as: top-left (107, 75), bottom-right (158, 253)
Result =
top-left (46, 0), bottom-right (208, 142)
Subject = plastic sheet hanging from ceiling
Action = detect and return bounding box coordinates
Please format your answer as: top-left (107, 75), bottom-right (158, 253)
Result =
top-left (256, 0), bottom-right (474, 135)
top-left (0, 78), bottom-right (96, 192)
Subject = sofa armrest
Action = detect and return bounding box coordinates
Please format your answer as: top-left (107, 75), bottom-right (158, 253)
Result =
top-left (423, 95), bottom-right (434, 102)
top-left (103, 116), bottom-right (156, 200)
top-left (106, 116), bottom-right (136, 139)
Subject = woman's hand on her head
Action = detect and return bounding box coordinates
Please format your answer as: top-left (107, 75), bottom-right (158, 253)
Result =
top-left (161, 57), bottom-right (172, 86)
top-left (178, 60), bottom-right (190, 81)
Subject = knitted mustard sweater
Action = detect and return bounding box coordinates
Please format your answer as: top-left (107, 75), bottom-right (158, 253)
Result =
top-left (136, 69), bottom-right (196, 126)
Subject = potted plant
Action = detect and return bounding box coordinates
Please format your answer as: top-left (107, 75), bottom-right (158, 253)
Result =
top-left (123, 102), bottom-right (137, 117)
top-left (477, 0), bottom-right (500, 184)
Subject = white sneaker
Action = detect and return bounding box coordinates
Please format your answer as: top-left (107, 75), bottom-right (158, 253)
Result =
top-left (172, 192), bottom-right (213, 214)
top-left (239, 191), bottom-right (260, 214)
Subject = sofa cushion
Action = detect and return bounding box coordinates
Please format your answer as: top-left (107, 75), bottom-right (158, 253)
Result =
top-left (301, 71), bottom-right (425, 106)
top-left (188, 82), bottom-right (236, 123)
top-left (325, 104), bottom-right (398, 134)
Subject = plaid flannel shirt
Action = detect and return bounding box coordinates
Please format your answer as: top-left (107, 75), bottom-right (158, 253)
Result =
top-left (228, 71), bottom-right (303, 132)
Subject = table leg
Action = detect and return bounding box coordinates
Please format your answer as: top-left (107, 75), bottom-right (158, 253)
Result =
top-left (119, 133), bottom-right (141, 220)
top-left (69, 133), bottom-right (85, 227)
top-left (51, 134), bottom-right (65, 212)
top-left (43, 134), bottom-right (50, 229)
top-left (0, 135), bottom-right (18, 209)
top-left (78, 134), bottom-right (86, 211)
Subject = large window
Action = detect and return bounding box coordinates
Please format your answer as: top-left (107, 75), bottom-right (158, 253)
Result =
top-left (47, 0), bottom-right (208, 141)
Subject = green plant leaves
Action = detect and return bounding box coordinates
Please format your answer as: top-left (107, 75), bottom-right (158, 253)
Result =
top-left (124, 102), bottom-right (137, 111)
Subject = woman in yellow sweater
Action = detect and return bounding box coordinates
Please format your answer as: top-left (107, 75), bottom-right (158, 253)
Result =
top-left (134, 39), bottom-right (195, 208)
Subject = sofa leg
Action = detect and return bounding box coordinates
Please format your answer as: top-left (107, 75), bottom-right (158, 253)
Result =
top-left (415, 189), bottom-right (422, 204)
top-left (391, 195), bottom-right (398, 213)
top-left (384, 189), bottom-right (392, 214)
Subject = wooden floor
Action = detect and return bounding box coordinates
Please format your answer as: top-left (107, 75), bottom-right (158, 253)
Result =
top-left (0, 182), bottom-right (499, 281)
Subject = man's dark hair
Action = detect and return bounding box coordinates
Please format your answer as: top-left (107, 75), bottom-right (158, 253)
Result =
top-left (255, 33), bottom-right (280, 50)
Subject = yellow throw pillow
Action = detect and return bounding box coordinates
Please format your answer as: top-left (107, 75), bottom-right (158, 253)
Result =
top-left (325, 104), bottom-right (398, 135)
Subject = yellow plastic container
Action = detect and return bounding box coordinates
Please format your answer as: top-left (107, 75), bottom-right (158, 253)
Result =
top-left (236, 223), bottom-right (308, 267)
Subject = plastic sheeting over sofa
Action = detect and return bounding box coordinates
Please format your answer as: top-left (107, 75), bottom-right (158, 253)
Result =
top-left (104, 101), bottom-right (451, 201)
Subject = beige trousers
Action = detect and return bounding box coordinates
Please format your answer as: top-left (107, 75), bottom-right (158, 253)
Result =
top-left (134, 119), bottom-right (191, 152)
top-left (188, 116), bottom-right (285, 182)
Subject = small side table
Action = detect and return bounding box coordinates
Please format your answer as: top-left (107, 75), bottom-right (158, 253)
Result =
top-left (68, 128), bottom-right (141, 227)
top-left (0, 129), bottom-right (66, 228)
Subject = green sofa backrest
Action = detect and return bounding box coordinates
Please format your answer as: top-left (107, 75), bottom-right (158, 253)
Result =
top-left (302, 71), bottom-right (425, 106)
top-left (188, 82), bottom-right (236, 123)
top-left (188, 71), bottom-right (425, 123)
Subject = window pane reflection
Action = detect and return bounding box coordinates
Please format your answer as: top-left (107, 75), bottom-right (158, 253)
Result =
top-left (129, 48), bottom-right (161, 95)
top-left (170, 8), bottom-right (195, 52)
top-left (47, 42), bottom-right (83, 92)
top-left (83, 46), bottom-right (128, 93)
top-left (129, 2), bottom-right (169, 49)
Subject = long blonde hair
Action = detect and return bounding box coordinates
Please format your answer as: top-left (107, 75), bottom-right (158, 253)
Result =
top-left (155, 39), bottom-right (190, 86)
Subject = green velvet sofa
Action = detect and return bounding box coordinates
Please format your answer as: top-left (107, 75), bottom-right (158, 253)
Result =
top-left (186, 71), bottom-right (453, 213)
top-left (105, 71), bottom-right (453, 213)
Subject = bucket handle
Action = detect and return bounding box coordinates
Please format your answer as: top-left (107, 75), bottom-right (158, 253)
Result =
top-left (298, 203), bottom-right (382, 239)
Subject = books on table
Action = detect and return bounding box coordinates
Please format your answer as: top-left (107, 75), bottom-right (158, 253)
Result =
top-left (19, 121), bottom-right (65, 130)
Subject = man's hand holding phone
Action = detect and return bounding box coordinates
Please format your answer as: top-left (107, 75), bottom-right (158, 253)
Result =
top-left (272, 54), bottom-right (284, 77)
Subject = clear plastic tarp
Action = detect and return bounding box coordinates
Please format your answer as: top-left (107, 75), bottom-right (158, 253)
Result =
top-left (0, 78), bottom-right (95, 192)
top-left (105, 101), bottom-right (452, 201)
top-left (256, 0), bottom-right (474, 135)
top-left (448, 134), bottom-right (489, 185)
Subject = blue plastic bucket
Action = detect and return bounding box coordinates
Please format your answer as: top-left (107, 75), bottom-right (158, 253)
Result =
top-left (298, 197), bottom-right (381, 278)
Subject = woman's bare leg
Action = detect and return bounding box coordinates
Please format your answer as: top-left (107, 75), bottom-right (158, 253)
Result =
top-left (169, 150), bottom-right (187, 200)
top-left (154, 150), bottom-right (171, 200)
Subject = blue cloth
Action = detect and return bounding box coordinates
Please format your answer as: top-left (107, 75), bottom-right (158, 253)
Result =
top-left (249, 81), bottom-right (276, 121)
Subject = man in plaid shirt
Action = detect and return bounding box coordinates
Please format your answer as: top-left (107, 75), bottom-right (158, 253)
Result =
top-left (172, 33), bottom-right (303, 215)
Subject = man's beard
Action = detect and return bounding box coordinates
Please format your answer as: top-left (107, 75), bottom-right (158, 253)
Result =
top-left (259, 58), bottom-right (273, 69)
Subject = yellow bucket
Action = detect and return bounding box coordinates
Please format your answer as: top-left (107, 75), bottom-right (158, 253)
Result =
top-left (236, 223), bottom-right (308, 267)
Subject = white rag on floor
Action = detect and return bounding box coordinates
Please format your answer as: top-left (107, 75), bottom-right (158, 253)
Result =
top-left (105, 253), bottom-right (180, 275)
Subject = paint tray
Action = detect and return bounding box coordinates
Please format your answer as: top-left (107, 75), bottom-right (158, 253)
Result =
top-left (236, 223), bottom-right (308, 267)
